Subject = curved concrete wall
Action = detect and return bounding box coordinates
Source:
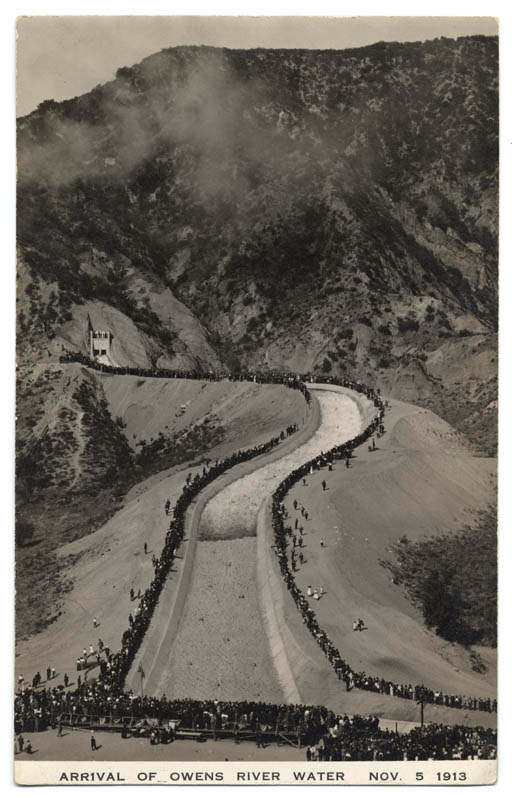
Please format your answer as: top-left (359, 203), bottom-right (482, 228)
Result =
top-left (127, 390), bottom-right (322, 696)
top-left (255, 384), bottom-right (369, 706)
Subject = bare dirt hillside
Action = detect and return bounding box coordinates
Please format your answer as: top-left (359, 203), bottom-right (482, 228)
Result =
top-left (276, 396), bottom-right (496, 725)
top-left (54, 297), bottom-right (224, 372)
top-left (14, 378), bottom-right (308, 692)
top-left (100, 373), bottom-right (307, 457)
top-left (15, 367), bottom-right (307, 639)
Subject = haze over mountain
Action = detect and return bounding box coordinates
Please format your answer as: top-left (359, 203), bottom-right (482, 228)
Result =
top-left (16, 36), bottom-right (498, 629)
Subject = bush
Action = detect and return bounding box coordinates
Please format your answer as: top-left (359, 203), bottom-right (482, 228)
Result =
top-left (397, 317), bottom-right (420, 333)
top-left (16, 517), bottom-right (35, 547)
top-left (380, 509), bottom-right (497, 646)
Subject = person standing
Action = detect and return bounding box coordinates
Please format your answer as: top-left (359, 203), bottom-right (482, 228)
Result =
top-left (18, 734), bottom-right (24, 753)
top-left (90, 731), bottom-right (98, 751)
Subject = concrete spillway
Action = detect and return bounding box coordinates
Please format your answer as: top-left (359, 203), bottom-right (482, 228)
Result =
top-left (139, 388), bottom-right (362, 701)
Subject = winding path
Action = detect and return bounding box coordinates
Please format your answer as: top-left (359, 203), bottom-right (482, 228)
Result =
top-left (128, 387), bottom-right (364, 701)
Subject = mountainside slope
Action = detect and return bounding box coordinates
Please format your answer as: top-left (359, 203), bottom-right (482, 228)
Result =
top-left (17, 36), bottom-right (498, 453)
top-left (15, 366), bottom-right (307, 638)
top-left (16, 36), bottom-right (498, 633)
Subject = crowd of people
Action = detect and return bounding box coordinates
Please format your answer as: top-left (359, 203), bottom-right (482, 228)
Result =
top-left (58, 351), bottom-right (312, 404)
top-left (16, 353), bottom-right (495, 760)
top-left (308, 718), bottom-right (496, 761)
top-left (269, 376), bottom-right (497, 716)
top-left (17, 355), bottom-right (315, 734)
top-left (14, 683), bottom-right (496, 760)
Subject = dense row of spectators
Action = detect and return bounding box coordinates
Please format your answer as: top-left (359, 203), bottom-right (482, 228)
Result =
top-left (15, 684), bottom-right (496, 760)
top-left (317, 720), bottom-right (496, 761)
top-left (269, 376), bottom-right (497, 716)
top-left (19, 353), bottom-right (493, 761)
top-left (59, 351), bottom-right (312, 403)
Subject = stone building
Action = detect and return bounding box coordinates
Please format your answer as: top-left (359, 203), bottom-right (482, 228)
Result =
top-left (88, 315), bottom-right (112, 360)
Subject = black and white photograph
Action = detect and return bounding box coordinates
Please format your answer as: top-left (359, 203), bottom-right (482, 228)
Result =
top-left (13, 10), bottom-right (498, 786)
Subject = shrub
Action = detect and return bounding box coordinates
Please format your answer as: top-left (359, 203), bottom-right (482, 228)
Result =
top-left (397, 317), bottom-right (420, 333)
top-left (338, 328), bottom-right (354, 340)
top-left (380, 509), bottom-right (497, 646)
top-left (16, 517), bottom-right (35, 547)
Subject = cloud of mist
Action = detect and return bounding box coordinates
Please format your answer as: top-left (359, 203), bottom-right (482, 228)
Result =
top-left (17, 48), bottom-right (336, 213)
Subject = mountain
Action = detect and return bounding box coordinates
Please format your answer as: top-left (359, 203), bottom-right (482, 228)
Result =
top-left (16, 36), bottom-right (498, 613)
top-left (17, 37), bottom-right (498, 450)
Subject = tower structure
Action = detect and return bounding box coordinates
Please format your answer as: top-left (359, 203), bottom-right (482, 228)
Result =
top-left (88, 315), bottom-right (112, 360)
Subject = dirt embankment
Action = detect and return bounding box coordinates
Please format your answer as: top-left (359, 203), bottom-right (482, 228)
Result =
top-left (263, 392), bottom-right (496, 727)
top-left (15, 376), bottom-right (307, 687)
top-left (101, 374), bottom-right (308, 457)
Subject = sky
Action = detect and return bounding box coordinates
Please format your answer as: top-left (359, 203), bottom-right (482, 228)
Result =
top-left (16, 14), bottom-right (498, 117)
